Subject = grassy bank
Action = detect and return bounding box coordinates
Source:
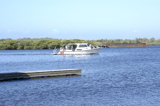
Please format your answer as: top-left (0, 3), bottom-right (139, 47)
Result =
top-left (0, 38), bottom-right (160, 50)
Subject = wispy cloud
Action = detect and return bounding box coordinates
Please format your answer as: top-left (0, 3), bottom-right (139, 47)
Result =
top-left (132, 30), bottom-right (138, 33)
top-left (52, 29), bottom-right (59, 33)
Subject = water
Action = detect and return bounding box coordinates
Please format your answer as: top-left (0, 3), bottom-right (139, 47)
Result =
top-left (0, 46), bottom-right (160, 106)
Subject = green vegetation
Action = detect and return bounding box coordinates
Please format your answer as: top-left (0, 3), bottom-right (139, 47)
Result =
top-left (95, 38), bottom-right (160, 45)
top-left (0, 38), bottom-right (160, 50)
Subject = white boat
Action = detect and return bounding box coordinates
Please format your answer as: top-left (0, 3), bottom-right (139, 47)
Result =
top-left (93, 46), bottom-right (101, 50)
top-left (56, 43), bottom-right (98, 55)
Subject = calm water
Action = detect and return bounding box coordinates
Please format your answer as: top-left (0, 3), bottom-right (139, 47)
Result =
top-left (0, 46), bottom-right (160, 106)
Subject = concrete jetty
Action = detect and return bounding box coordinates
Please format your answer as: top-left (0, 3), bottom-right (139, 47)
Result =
top-left (0, 69), bottom-right (81, 81)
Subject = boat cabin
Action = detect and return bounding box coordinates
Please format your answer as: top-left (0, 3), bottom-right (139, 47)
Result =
top-left (65, 43), bottom-right (91, 51)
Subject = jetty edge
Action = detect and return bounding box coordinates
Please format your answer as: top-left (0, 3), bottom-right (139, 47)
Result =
top-left (0, 69), bottom-right (81, 81)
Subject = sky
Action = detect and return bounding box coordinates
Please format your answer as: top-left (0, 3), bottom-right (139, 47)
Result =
top-left (0, 0), bottom-right (160, 40)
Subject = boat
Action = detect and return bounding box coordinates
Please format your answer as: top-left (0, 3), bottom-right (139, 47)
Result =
top-left (93, 46), bottom-right (101, 50)
top-left (55, 43), bottom-right (98, 55)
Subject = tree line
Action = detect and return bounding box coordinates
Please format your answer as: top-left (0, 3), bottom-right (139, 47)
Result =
top-left (0, 38), bottom-right (159, 50)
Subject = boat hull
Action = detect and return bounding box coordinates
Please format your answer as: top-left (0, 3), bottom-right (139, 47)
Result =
top-left (58, 50), bottom-right (98, 55)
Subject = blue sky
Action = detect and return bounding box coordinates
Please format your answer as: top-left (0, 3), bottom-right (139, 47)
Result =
top-left (0, 0), bottom-right (160, 40)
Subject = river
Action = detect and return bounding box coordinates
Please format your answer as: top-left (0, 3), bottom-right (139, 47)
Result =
top-left (0, 46), bottom-right (160, 106)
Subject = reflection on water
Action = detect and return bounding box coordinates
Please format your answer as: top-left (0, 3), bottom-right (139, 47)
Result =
top-left (0, 47), bottom-right (160, 106)
top-left (63, 55), bottom-right (91, 60)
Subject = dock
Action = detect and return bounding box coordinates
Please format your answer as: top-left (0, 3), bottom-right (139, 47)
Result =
top-left (0, 69), bottom-right (81, 81)
top-left (101, 43), bottom-right (148, 48)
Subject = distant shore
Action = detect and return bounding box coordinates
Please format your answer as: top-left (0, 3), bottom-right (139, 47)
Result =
top-left (0, 38), bottom-right (159, 50)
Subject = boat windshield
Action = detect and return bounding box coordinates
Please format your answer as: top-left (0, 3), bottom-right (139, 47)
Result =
top-left (79, 44), bottom-right (87, 47)
top-left (67, 44), bottom-right (77, 50)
